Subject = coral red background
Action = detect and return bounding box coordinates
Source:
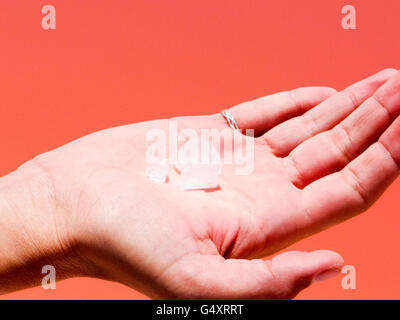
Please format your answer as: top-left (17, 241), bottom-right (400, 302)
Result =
top-left (0, 0), bottom-right (399, 299)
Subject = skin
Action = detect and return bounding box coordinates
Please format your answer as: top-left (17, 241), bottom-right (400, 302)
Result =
top-left (0, 68), bottom-right (399, 299)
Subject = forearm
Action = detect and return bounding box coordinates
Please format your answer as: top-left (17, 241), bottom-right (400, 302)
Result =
top-left (0, 162), bottom-right (81, 293)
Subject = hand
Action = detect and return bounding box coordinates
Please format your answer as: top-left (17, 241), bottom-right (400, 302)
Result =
top-left (0, 68), bottom-right (398, 299)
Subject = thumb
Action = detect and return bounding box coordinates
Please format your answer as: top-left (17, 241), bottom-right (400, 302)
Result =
top-left (170, 250), bottom-right (343, 299)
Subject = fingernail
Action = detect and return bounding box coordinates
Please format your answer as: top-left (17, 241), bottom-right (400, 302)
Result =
top-left (313, 268), bottom-right (340, 283)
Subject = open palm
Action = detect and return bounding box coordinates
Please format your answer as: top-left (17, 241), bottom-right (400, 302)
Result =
top-left (32, 69), bottom-right (400, 299)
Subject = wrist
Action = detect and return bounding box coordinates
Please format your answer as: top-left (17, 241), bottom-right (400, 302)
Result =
top-left (0, 161), bottom-right (84, 293)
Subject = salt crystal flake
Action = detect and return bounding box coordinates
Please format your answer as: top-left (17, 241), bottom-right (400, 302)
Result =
top-left (146, 158), bottom-right (169, 183)
top-left (182, 164), bottom-right (220, 190)
top-left (177, 138), bottom-right (222, 190)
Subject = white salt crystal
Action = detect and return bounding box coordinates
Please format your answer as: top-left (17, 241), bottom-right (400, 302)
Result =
top-left (146, 158), bottom-right (169, 183)
top-left (177, 138), bottom-right (221, 190)
top-left (182, 164), bottom-right (220, 190)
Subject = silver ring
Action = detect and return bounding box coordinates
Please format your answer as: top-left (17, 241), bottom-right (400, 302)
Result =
top-left (221, 109), bottom-right (240, 131)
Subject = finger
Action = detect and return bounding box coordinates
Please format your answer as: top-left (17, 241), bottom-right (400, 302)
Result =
top-left (263, 68), bottom-right (398, 156)
top-left (228, 87), bottom-right (337, 136)
top-left (285, 70), bottom-right (400, 188)
top-left (169, 250), bottom-right (343, 299)
top-left (301, 116), bottom-right (400, 231)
